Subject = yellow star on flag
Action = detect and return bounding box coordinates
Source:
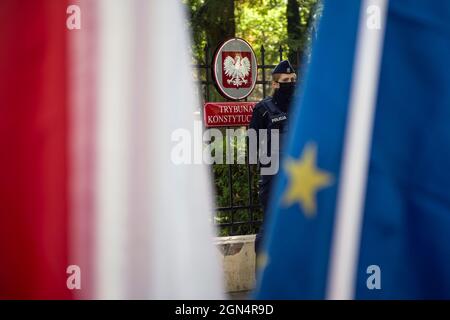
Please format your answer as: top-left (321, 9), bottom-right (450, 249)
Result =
top-left (283, 143), bottom-right (333, 217)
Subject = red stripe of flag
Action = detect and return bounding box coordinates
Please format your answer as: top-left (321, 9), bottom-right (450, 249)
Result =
top-left (0, 0), bottom-right (72, 299)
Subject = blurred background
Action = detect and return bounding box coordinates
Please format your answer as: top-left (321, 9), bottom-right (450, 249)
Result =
top-left (185, 0), bottom-right (322, 237)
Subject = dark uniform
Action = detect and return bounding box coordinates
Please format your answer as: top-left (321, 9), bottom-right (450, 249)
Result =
top-left (249, 60), bottom-right (295, 254)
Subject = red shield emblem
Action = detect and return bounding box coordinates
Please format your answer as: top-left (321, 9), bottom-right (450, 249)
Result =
top-left (221, 51), bottom-right (252, 89)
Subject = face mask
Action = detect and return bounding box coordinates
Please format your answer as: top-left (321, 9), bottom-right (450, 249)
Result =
top-left (273, 82), bottom-right (295, 111)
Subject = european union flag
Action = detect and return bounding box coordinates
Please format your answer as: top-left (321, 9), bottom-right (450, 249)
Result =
top-left (255, 0), bottom-right (450, 299)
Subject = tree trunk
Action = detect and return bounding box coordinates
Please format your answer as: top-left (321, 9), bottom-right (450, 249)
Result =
top-left (199, 0), bottom-right (236, 101)
top-left (286, 0), bottom-right (301, 65)
top-left (203, 0), bottom-right (235, 51)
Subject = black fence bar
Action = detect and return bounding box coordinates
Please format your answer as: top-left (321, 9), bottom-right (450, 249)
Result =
top-left (261, 45), bottom-right (266, 98)
top-left (246, 134), bottom-right (254, 234)
top-left (216, 204), bottom-right (261, 211)
top-left (204, 44), bottom-right (211, 103)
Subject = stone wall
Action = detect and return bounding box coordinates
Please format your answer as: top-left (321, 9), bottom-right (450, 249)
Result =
top-left (214, 235), bottom-right (256, 293)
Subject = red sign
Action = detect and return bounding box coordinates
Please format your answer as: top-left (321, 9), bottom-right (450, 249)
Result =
top-left (203, 102), bottom-right (257, 127)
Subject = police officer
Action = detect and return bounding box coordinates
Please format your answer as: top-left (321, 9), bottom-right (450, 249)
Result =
top-left (249, 60), bottom-right (296, 254)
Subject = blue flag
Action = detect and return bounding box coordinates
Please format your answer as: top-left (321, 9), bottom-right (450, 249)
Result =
top-left (255, 0), bottom-right (450, 299)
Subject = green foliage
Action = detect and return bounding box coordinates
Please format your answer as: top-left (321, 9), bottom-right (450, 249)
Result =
top-left (185, 0), bottom-right (322, 70)
top-left (184, 0), bottom-right (235, 64)
top-left (235, 0), bottom-right (287, 65)
top-left (183, 0), bottom-right (209, 64)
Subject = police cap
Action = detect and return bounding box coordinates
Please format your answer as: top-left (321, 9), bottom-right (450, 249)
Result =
top-left (272, 60), bottom-right (295, 75)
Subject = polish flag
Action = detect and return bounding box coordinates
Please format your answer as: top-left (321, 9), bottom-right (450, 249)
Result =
top-left (0, 0), bottom-right (223, 299)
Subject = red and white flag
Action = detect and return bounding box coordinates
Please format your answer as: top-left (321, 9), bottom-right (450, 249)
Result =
top-left (0, 0), bottom-right (224, 299)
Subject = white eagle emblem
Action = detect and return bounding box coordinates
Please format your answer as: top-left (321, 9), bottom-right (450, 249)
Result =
top-left (223, 55), bottom-right (251, 87)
